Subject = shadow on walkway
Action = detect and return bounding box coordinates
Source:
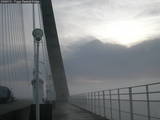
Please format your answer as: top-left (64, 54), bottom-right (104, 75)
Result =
top-left (53, 103), bottom-right (107, 120)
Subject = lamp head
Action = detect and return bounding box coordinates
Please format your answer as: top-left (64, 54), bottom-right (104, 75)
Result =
top-left (32, 28), bottom-right (43, 41)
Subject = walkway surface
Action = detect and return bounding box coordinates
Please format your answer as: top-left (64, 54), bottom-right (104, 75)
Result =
top-left (0, 99), bottom-right (32, 115)
top-left (53, 103), bottom-right (107, 120)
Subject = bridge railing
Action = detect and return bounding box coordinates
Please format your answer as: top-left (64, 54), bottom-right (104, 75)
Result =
top-left (70, 82), bottom-right (160, 120)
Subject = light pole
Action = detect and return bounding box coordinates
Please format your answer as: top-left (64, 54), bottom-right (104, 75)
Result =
top-left (32, 28), bottom-right (43, 120)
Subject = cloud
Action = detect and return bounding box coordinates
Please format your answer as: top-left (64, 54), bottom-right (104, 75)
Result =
top-left (53, 0), bottom-right (160, 47)
top-left (63, 37), bottom-right (160, 93)
top-left (51, 0), bottom-right (160, 93)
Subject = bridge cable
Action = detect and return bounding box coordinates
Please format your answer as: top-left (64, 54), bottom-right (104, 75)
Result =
top-left (9, 4), bottom-right (17, 92)
top-left (20, 4), bottom-right (30, 82)
top-left (6, 4), bottom-right (13, 89)
top-left (4, 5), bottom-right (10, 87)
top-left (38, 4), bottom-right (47, 81)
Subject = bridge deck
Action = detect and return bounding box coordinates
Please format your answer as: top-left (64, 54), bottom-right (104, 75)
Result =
top-left (0, 99), bottom-right (32, 115)
top-left (53, 103), bottom-right (107, 120)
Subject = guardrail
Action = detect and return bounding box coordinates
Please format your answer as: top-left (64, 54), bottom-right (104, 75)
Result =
top-left (70, 82), bottom-right (160, 120)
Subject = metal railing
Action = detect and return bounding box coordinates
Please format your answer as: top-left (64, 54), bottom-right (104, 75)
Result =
top-left (70, 82), bottom-right (160, 120)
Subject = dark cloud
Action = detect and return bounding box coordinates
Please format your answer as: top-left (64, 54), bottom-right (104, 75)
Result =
top-left (64, 37), bottom-right (160, 83)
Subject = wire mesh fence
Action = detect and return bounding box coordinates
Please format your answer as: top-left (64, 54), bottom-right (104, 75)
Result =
top-left (70, 82), bottom-right (160, 120)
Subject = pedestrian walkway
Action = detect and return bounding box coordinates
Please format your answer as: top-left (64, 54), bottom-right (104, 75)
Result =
top-left (53, 103), bottom-right (107, 120)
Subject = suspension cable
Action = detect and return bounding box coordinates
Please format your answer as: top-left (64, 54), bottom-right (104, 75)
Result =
top-left (20, 4), bottom-right (30, 82)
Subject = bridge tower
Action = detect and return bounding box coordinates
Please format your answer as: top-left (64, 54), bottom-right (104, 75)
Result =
top-left (40, 0), bottom-right (69, 101)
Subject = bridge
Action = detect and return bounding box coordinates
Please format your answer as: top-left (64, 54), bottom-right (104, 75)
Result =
top-left (0, 0), bottom-right (160, 120)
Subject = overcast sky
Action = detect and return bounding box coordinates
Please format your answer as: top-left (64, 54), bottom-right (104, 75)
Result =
top-left (50, 0), bottom-right (160, 94)
top-left (1, 1), bottom-right (160, 96)
top-left (53, 0), bottom-right (160, 47)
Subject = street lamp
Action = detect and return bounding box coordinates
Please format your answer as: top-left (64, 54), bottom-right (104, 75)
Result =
top-left (32, 28), bottom-right (43, 120)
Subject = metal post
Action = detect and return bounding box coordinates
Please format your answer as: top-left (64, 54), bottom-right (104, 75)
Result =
top-left (91, 92), bottom-right (93, 112)
top-left (98, 91), bottom-right (100, 115)
top-left (109, 90), bottom-right (113, 120)
top-left (86, 94), bottom-right (87, 109)
top-left (35, 41), bottom-right (40, 120)
top-left (89, 93), bottom-right (90, 111)
top-left (129, 87), bottom-right (134, 120)
top-left (97, 92), bottom-right (99, 115)
top-left (146, 85), bottom-right (151, 120)
top-left (118, 89), bottom-right (121, 120)
top-left (88, 92), bottom-right (92, 111)
top-left (32, 28), bottom-right (43, 120)
top-left (92, 92), bottom-right (94, 113)
top-left (90, 93), bottom-right (91, 111)
top-left (84, 94), bottom-right (87, 109)
top-left (86, 93), bottom-right (88, 110)
top-left (102, 90), bottom-right (106, 118)
top-left (93, 92), bottom-right (95, 113)
top-left (88, 93), bottom-right (89, 110)
top-left (94, 92), bottom-right (97, 114)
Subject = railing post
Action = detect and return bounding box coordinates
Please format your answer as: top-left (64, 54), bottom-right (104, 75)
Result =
top-left (118, 89), bottom-right (121, 120)
top-left (129, 87), bottom-right (134, 120)
top-left (84, 94), bottom-right (86, 109)
top-left (93, 92), bottom-right (95, 113)
top-left (91, 92), bottom-right (93, 112)
top-left (86, 93), bottom-right (88, 110)
top-left (87, 93), bottom-right (89, 110)
top-left (146, 85), bottom-right (151, 120)
top-left (102, 90), bottom-right (106, 118)
top-left (94, 92), bottom-right (96, 114)
top-left (98, 91), bottom-right (101, 115)
top-left (88, 93), bottom-right (90, 110)
top-left (109, 90), bottom-right (113, 120)
top-left (91, 92), bottom-right (92, 112)
top-left (90, 92), bottom-right (92, 112)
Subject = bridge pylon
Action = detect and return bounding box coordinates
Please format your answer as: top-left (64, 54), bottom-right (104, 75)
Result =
top-left (40, 0), bottom-right (69, 102)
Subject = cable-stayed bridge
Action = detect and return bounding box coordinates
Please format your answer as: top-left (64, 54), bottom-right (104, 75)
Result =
top-left (0, 0), bottom-right (160, 120)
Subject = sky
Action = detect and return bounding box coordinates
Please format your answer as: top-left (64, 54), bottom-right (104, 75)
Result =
top-left (0, 1), bottom-right (160, 117)
top-left (52, 0), bottom-right (160, 47)
top-left (0, 1), bottom-right (160, 97)
top-left (50, 0), bottom-right (160, 94)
